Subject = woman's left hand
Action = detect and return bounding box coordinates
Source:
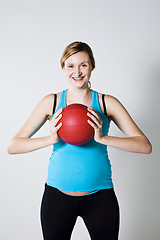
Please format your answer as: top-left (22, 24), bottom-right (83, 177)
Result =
top-left (87, 107), bottom-right (104, 143)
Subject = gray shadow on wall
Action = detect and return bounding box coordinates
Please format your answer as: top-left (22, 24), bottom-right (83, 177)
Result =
top-left (134, 64), bottom-right (160, 240)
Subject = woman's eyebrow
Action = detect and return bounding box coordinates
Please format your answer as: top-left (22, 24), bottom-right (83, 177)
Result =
top-left (67, 61), bottom-right (89, 65)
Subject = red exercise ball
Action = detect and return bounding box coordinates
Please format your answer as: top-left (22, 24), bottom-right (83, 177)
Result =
top-left (57, 103), bottom-right (94, 145)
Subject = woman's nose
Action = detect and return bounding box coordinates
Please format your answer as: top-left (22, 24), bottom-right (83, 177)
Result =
top-left (74, 67), bottom-right (82, 76)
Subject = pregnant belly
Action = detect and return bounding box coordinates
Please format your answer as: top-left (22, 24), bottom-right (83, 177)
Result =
top-left (48, 152), bottom-right (110, 191)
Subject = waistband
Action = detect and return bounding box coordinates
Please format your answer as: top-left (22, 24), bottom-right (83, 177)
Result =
top-left (45, 183), bottom-right (114, 198)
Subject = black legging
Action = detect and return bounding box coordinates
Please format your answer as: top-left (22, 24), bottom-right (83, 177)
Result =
top-left (41, 184), bottom-right (120, 240)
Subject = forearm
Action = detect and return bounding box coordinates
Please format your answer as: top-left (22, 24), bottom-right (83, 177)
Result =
top-left (7, 135), bottom-right (54, 154)
top-left (99, 135), bottom-right (152, 154)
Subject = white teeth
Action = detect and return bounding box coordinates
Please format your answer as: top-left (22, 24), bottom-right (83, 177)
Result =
top-left (73, 77), bottom-right (84, 80)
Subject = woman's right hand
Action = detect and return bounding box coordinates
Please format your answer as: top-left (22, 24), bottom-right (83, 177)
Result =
top-left (49, 107), bottom-right (63, 144)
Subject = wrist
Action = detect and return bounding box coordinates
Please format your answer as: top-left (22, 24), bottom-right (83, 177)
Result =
top-left (98, 135), bottom-right (109, 145)
top-left (48, 134), bottom-right (55, 145)
top-left (94, 134), bottom-right (106, 145)
top-left (49, 133), bottom-right (60, 145)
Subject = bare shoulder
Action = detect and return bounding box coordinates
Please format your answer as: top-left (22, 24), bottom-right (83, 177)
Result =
top-left (42, 93), bottom-right (55, 102)
top-left (104, 94), bottom-right (120, 104)
top-left (27, 93), bottom-right (56, 120)
top-left (44, 91), bottom-right (62, 117)
top-left (102, 93), bottom-right (148, 138)
top-left (12, 93), bottom-right (56, 138)
top-left (103, 94), bottom-right (125, 118)
top-left (98, 92), bottom-right (121, 116)
top-left (39, 93), bottom-right (55, 116)
top-left (98, 92), bottom-right (119, 104)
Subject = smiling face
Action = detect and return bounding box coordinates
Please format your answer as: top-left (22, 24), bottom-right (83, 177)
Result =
top-left (63, 51), bottom-right (93, 89)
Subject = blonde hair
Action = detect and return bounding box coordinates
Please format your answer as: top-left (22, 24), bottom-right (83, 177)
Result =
top-left (60, 41), bottom-right (95, 70)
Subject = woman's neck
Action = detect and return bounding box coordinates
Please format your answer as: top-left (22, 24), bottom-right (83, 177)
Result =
top-left (67, 87), bottom-right (92, 106)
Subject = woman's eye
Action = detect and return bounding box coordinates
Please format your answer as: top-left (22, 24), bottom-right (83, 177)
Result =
top-left (82, 64), bottom-right (87, 67)
top-left (68, 65), bottom-right (73, 68)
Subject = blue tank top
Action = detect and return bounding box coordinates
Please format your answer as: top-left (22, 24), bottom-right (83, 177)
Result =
top-left (46, 89), bottom-right (113, 192)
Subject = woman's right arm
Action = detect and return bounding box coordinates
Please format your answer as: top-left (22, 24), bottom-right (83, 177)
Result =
top-left (7, 94), bottom-right (63, 154)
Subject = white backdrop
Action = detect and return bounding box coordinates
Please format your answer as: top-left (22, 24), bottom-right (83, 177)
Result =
top-left (1, 0), bottom-right (160, 239)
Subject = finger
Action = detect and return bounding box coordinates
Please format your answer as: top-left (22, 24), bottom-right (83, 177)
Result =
top-left (54, 107), bottom-right (63, 118)
top-left (87, 119), bottom-right (97, 129)
top-left (87, 107), bottom-right (99, 117)
top-left (87, 107), bottom-right (101, 120)
top-left (87, 112), bottom-right (102, 128)
top-left (55, 113), bottom-right (63, 125)
top-left (50, 108), bottom-right (63, 122)
top-left (55, 122), bottom-right (62, 131)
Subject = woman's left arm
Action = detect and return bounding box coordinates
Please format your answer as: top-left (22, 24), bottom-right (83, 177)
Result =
top-left (87, 95), bottom-right (152, 154)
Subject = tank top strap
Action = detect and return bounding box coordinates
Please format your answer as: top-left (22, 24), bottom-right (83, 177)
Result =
top-left (91, 89), bottom-right (102, 113)
top-left (50, 89), bottom-right (67, 120)
top-left (58, 89), bottom-right (67, 109)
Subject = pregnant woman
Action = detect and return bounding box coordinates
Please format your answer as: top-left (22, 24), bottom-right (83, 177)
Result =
top-left (8, 41), bottom-right (152, 240)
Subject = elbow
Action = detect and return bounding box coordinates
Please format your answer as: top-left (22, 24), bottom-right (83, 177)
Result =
top-left (7, 149), bottom-right (16, 155)
top-left (7, 139), bottom-right (17, 155)
top-left (146, 143), bottom-right (152, 154)
top-left (138, 136), bottom-right (152, 154)
top-left (143, 142), bottom-right (152, 154)
top-left (7, 144), bottom-right (14, 155)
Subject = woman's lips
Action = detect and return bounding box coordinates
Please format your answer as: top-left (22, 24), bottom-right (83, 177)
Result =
top-left (72, 76), bottom-right (85, 81)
